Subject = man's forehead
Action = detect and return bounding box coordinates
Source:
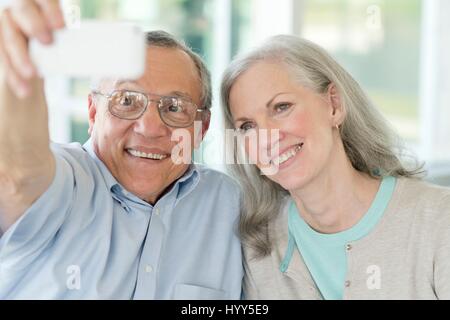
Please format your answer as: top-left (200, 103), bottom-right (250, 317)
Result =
top-left (91, 47), bottom-right (202, 103)
top-left (91, 77), bottom-right (122, 92)
top-left (93, 78), bottom-right (193, 99)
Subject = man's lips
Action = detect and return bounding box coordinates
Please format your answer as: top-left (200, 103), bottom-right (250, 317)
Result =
top-left (125, 147), bottom-right (170, 160)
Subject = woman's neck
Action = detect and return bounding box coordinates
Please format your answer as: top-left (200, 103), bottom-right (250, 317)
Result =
top-left (290, 148), bottom-right (381, 234)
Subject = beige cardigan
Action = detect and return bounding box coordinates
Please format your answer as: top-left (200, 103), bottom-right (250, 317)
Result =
top-left (243, 178), bottom-right (450, 299)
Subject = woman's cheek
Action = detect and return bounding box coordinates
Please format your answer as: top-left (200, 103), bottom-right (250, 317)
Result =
top-left (244, 138), bottom-right (260, 165)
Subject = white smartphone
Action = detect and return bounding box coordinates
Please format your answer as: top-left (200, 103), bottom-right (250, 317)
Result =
top-left (30, 21), bottom-right (146, 79)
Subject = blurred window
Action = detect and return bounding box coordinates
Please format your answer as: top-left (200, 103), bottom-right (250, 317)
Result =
top-left (46, 0), bottom-right (450, 177)
top-left (299, 0), bottom-right (422, 143)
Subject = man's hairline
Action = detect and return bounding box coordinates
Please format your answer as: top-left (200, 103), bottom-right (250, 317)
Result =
top-left (91, 45), bottom-right (202, 104)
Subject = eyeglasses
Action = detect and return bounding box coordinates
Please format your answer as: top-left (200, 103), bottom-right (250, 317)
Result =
top-left (92, 89), bottom-right (207, 128)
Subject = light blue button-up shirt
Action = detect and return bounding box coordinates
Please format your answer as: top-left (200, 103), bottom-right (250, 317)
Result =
top-left (0, 140), bottom-right (243, 299)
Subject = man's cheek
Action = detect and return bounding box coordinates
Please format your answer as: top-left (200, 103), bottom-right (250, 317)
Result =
top-left (171, 129), bottom-right (193, 165)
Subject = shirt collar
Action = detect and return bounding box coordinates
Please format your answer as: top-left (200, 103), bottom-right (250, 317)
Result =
top-left (175, 164), bottom-right (200, 201)
top-left (82, 138), bottom-right (201, 207)
top-left (83, 138), bottom-right (120, 191)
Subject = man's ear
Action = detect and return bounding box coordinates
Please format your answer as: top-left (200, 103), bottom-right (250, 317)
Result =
top-left (327, 83), bottom-right (345, 127)
top-left (193, 110), bottom-right (211, 149)
top-left (201, 110), bottom-right (211, 139)
top-left (88, 93), bottom-right (97, 136)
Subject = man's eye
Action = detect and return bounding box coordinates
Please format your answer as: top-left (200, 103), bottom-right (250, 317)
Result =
top-left (168, 103), bottom-right (183, 113)
top-left (120, 96), bottom-right (135, 106)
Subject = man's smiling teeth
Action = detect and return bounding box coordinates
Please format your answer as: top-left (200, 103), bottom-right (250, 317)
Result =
top-left (271, 143), bottom-right (304, 166)
top-left (127, 149), bottom-right (168, 160)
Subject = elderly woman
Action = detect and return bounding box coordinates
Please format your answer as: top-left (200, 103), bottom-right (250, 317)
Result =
top-left (221, 35), bottom-right (450, 300)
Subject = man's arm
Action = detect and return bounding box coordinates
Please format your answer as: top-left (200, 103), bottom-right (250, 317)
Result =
top-left (0, 0), bottom-right (65, 233)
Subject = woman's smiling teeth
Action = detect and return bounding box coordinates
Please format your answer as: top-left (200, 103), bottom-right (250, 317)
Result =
top-left (271, 143), bottom-right (304, 166)
top-left (127, 149), bottom-right (168, 160)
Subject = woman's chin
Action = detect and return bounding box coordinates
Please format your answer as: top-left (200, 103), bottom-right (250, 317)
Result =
top-left (271, 170), bottom-right (309, 192)
top-left (257, 158), bottom-right (312, 191)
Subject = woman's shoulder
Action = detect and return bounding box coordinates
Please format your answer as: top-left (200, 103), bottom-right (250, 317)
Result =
top-left (395, 177), bottom-right (450, 205)
top-left (243, 196), bottom-right (290, 260)
top-left (390, 177), bottom-right (450, 231)
top-left (267, 195), bottom-right (291, 235)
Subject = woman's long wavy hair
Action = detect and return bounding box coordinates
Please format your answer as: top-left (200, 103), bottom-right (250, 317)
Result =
top-left (221, 35), bottom-right (424, 258)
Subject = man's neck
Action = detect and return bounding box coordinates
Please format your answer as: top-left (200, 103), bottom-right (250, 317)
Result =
top-left (143, 164), bottom-right (192, 205)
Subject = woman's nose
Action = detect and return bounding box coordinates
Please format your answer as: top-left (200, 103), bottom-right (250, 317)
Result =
top-left (257, 120), bottom-right (285, 153)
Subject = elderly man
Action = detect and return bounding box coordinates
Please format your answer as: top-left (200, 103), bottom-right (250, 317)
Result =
top-left (0, 0), bottom-right (242, 299)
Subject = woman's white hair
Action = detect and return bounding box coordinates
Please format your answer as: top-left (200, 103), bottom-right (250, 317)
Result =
top-left (221, 35), bottom-right (423, 258)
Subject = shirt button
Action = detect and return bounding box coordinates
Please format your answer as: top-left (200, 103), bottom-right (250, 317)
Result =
top-left (145, 265), bottom-right (153, 273)
top-left (345, 280), bottom-right (351, 287)
top-left (346, 244), bottom-right (352, 251)
top-left (154, 208), bottom-right (160, 215)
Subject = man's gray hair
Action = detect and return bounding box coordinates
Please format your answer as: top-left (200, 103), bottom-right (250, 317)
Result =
top-left (145, 30), bottom-right (212, 110)
top-left (92, 30), bottom-right (212, 110)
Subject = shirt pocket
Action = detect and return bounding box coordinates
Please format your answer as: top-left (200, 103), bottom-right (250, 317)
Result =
top-left (173, 283), bottom-right (228, 300)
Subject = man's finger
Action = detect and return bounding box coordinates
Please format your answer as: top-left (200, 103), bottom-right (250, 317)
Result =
top-left (1, 10), bottom-right (36, 79)
top-left (35, 0), bottom-right (65, 29)
top-left (10, 0), bottom-right (53, 44)
top-left (0, 28), bottom-right (30, 98)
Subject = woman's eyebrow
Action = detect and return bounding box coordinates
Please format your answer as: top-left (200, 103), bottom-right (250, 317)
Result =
top-left (233, 116), bottom-right (251, 124)
top-left (233, 92), bottom-right (293, 124)
top-left (266, 92), bottom-right (292, 107)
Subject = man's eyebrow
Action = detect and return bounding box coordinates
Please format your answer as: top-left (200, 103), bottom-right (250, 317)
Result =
top-left (113, 83), bottom-right (192, 99)
top-left (114, 80), bottom-right (139, 89)
top-left (169, 91), bottom-right (192, 99)
top-left (115, 79), bottom-right (128, 86)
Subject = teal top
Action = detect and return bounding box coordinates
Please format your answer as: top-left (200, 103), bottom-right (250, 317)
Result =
top-left (284, 176), bottom-right (397, 300)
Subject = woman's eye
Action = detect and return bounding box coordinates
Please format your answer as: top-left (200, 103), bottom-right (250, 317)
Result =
top-left (273, 103), bottom-right (292, 113)
top-left (238, 122), bottom-right (256, 133)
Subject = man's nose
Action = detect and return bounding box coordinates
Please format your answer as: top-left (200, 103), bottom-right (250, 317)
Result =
top-left (133, 101), bottom-right (170, 138)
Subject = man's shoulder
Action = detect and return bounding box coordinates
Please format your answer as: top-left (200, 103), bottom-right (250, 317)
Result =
top-left (50, 141), bottom-right (88, 158)
top-left (50, 141), bottom-right (99, 168)
top-left (49, 141), bottom-right (105, 182)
